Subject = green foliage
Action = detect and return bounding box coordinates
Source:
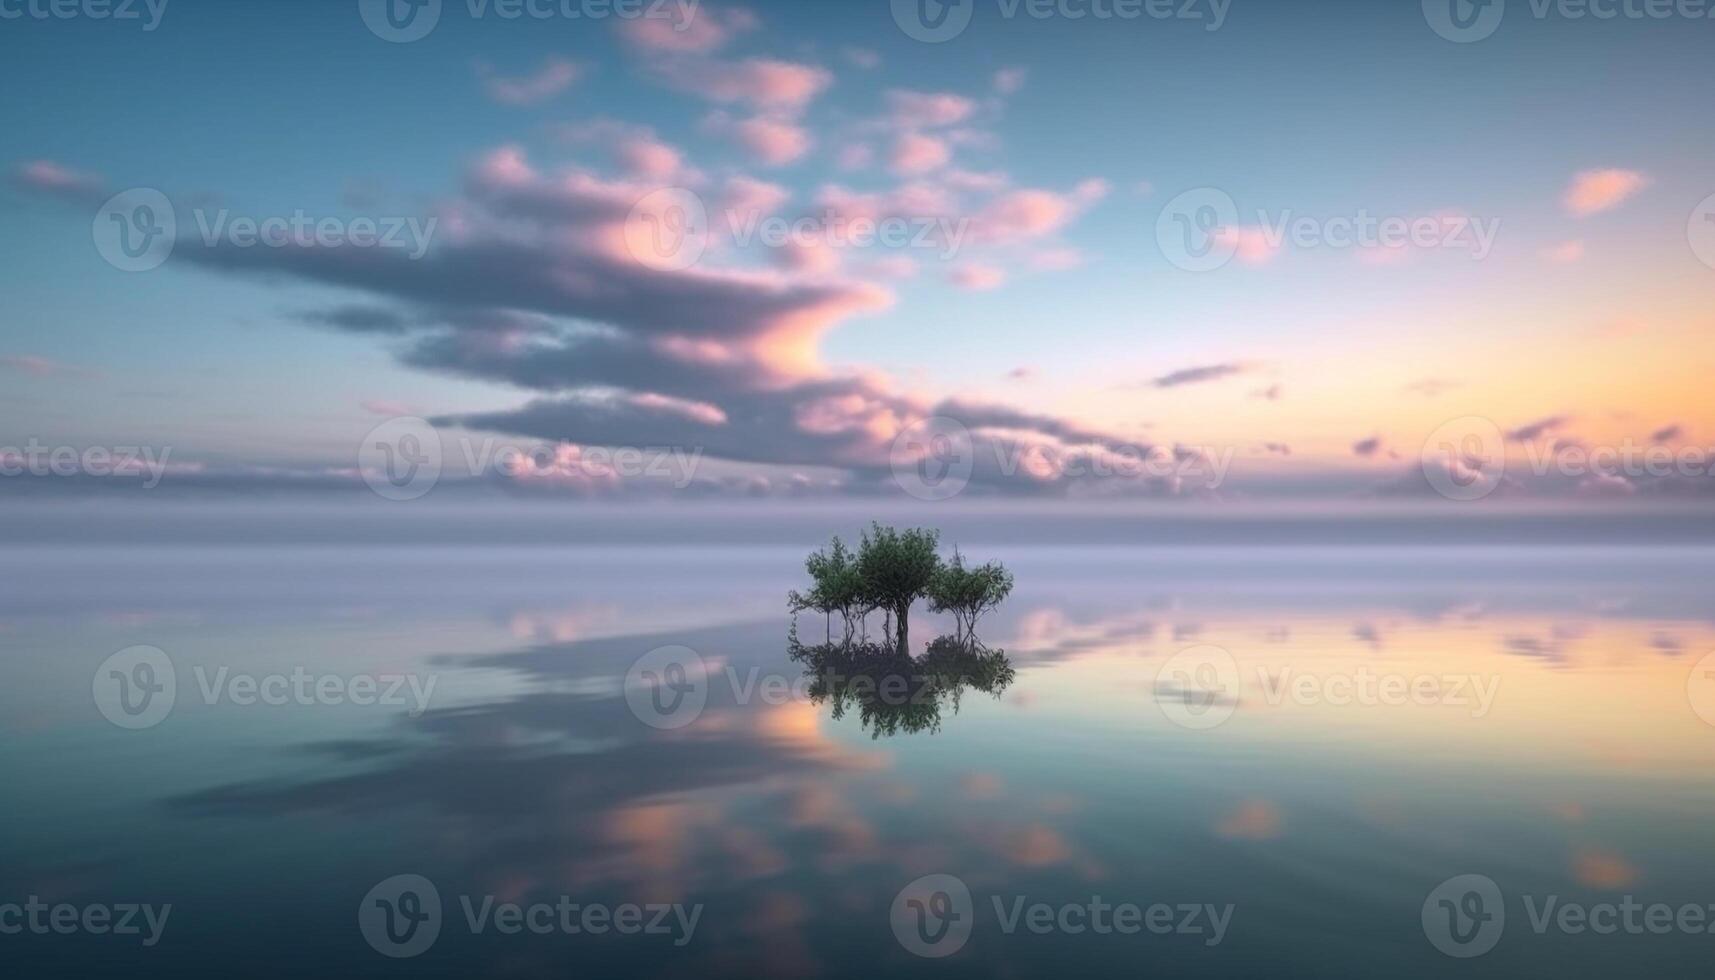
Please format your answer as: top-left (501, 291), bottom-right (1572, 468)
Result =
top-left (856, 523), bottom-right (942, 653)
top-left (789, 536), bottom-right (867, 642)
top-left (790, 523), bottom-right (1013, 655)
top-left (926, 547), bottom-right (1016, 644)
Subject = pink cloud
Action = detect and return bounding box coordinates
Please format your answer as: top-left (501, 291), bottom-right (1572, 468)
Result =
top-left (774, 239), bottom-right (841, 275)
top-left (942, 169), bottom-right (1010, 193)
top-left (612, 135), bottom-right (690, 180)
top-left (993, 68), bottom-right (1027, 95)
top-left (736, 118), bottom-right (813, 166)
top-left (1543, 239), bottom-right (1585, 263)
top-left (718, 175), bottom-right (790, 218)
top-left (889, 132), bottom-right (950, 176)
top-left (971, 180), bottom-right (1108, 244)
top-left (361, 399), bottom-right (424, 417)
top-left (1564, 168), bottom-right (1648, 216)
top-left (616, 5), bottom-right (757, 53)
top-left (1210, 225), bottom-right (1280, 264)
top-left (948, 264), bottom-right (1006, 290)
top-left (655, 57), bottom-right (832, 111)
top-left (473, 145), bottom-right (537, 187)
top-left (627, 391), bottom-right (728, 425)
top-left (11, 160), bottom-right (105, 200)
top-left (0, 354), bottom-right (98, 379)
top-left (477, 58), bottom-right (581, 105)
top-left (885, 89), bottom-right (977, 128)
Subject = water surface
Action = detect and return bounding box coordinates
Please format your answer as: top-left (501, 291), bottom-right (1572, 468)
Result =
top-left (3, 545), bottom-right (1712, 977)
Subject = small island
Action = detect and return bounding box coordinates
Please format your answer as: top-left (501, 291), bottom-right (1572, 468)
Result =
top-left (787, 523), bottom-right (1016, 737)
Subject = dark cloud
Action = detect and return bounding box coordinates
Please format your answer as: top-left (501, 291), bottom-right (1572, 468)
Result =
top-left (1506, 415), bottom-right (1572, 441)
top-left (1151, 363), bottom-right (1252, 388)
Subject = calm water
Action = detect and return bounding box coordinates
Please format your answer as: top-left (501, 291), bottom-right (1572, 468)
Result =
top-left (3, 545), bottom-right (1714, 977)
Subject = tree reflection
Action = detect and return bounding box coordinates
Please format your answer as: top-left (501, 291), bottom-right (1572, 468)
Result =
top-left (787, 634), bottom-right (1015, 738)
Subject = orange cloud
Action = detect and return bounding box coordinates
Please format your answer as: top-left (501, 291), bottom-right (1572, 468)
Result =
top-left (1564, 169), bottom-right (1648, 216)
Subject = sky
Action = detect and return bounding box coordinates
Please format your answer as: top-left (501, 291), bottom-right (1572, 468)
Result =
top-left (2, 0), bottom-right (1714, 504)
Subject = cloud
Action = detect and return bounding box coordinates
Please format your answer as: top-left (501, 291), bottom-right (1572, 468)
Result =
top-left (1542, 239), bottom-right (1585, 263)
top-left (889, 132), bottom-right (950, 176)
top-left (947, 264), bottom-right (1006, 291)
top-left (10, 159), bottom-right (105, 203)
top-left (615, 4), bottom-right (757, 52)
top-left (1352, 436), bottom-right (1384, 457)
top-left (360, 399), bottom-right (424, 417)
top-left (884, 89), bottom-right (977, 128)
top-left (0, 354), bottom-right (97, 378)
top-left (1151, 363), bottom-right (1252, 388)
top-left (705, 112), bottom-right (813, 166)
top-left (41, 56), bottom-right (1150, 501)
top-left (719, 174), bottom-right (790, 216)
top-left (971, 180), bottom-right (1108, 244)
top-left (1506, 415), bottom-right (1571, 441)
top-left (476, 58), bottom-right (582, 105)
top-left (651, 57), bottom-right (832, 111)
top-left (1210, 225), bottom-right (1280, 264)
top-left (993, 68), bottom-right (1027, 95)
top-left (1251, 384), bottom-right (1282, 401)
top-left (1563, 168), bottom-right (1647, 216)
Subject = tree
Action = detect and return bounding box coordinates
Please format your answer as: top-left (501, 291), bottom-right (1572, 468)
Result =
top-left (856, 523), bottom-right (942, 655)
top-left (789, 536), bottom-right (864, 642)
top-left (927, 547), bottom-right (1015, 645)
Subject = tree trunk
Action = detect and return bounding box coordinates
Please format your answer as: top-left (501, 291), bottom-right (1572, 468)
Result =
top-left (894, 601), bottom-right (911, 655)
